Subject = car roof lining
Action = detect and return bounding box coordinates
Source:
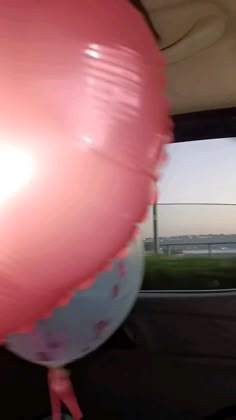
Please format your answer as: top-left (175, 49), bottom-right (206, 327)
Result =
top-left (130, 2), bottom-right (236, 143)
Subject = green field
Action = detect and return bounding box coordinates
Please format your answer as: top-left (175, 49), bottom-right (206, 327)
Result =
top-left (142, 256), bottom-right (236, 290)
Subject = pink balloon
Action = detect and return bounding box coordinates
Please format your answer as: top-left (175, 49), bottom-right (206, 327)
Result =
top-left (0, 0), bottom-right (172, 340)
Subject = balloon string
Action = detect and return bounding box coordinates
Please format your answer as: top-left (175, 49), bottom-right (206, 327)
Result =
top-left (48, 368), bottom-right (83, 420)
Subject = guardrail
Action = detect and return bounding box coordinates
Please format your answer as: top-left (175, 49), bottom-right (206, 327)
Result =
top-left (144, 241), bottom-right (236, 257)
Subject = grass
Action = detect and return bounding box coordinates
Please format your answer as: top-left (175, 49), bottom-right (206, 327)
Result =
top-left (142, 255), bottom-right (236, 290)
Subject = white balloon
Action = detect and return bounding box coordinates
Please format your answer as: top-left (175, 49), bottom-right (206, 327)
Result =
top-left (5, 237), bottom-right (143, 367)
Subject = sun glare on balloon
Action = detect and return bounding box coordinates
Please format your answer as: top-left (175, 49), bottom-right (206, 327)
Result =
top-left (0, 143), bottom-right (35, 203)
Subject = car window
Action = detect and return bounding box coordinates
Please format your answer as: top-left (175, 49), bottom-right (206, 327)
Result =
top-left (142, 138), bottom-right (236, 291)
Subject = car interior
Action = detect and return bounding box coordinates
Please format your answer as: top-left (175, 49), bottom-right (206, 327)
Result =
top-left (1, 1), bottom-right (236, 419)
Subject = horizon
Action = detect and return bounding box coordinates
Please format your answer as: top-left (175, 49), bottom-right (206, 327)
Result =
top-left (144, 232), bottom-right (236, 239)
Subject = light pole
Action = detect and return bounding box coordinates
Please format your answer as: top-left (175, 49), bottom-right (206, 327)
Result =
top-left (153, 204), bottom-right (159, 255)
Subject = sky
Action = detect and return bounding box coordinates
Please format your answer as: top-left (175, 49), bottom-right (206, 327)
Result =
top-left (142, 138), bottom-right (236, 238)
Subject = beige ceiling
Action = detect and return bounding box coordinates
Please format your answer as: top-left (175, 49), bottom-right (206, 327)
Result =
top-left (142, 0), bottom-right (236, 114)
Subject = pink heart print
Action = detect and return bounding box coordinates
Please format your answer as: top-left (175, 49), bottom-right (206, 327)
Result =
top-left (93, 320), bottom-right (109, 340)
top-left (112, 284), bottom-right (120, 299)
top-left (118, 261), bottom-right (127, 277)
top-left (34, 330), bottom-right (67, 362)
